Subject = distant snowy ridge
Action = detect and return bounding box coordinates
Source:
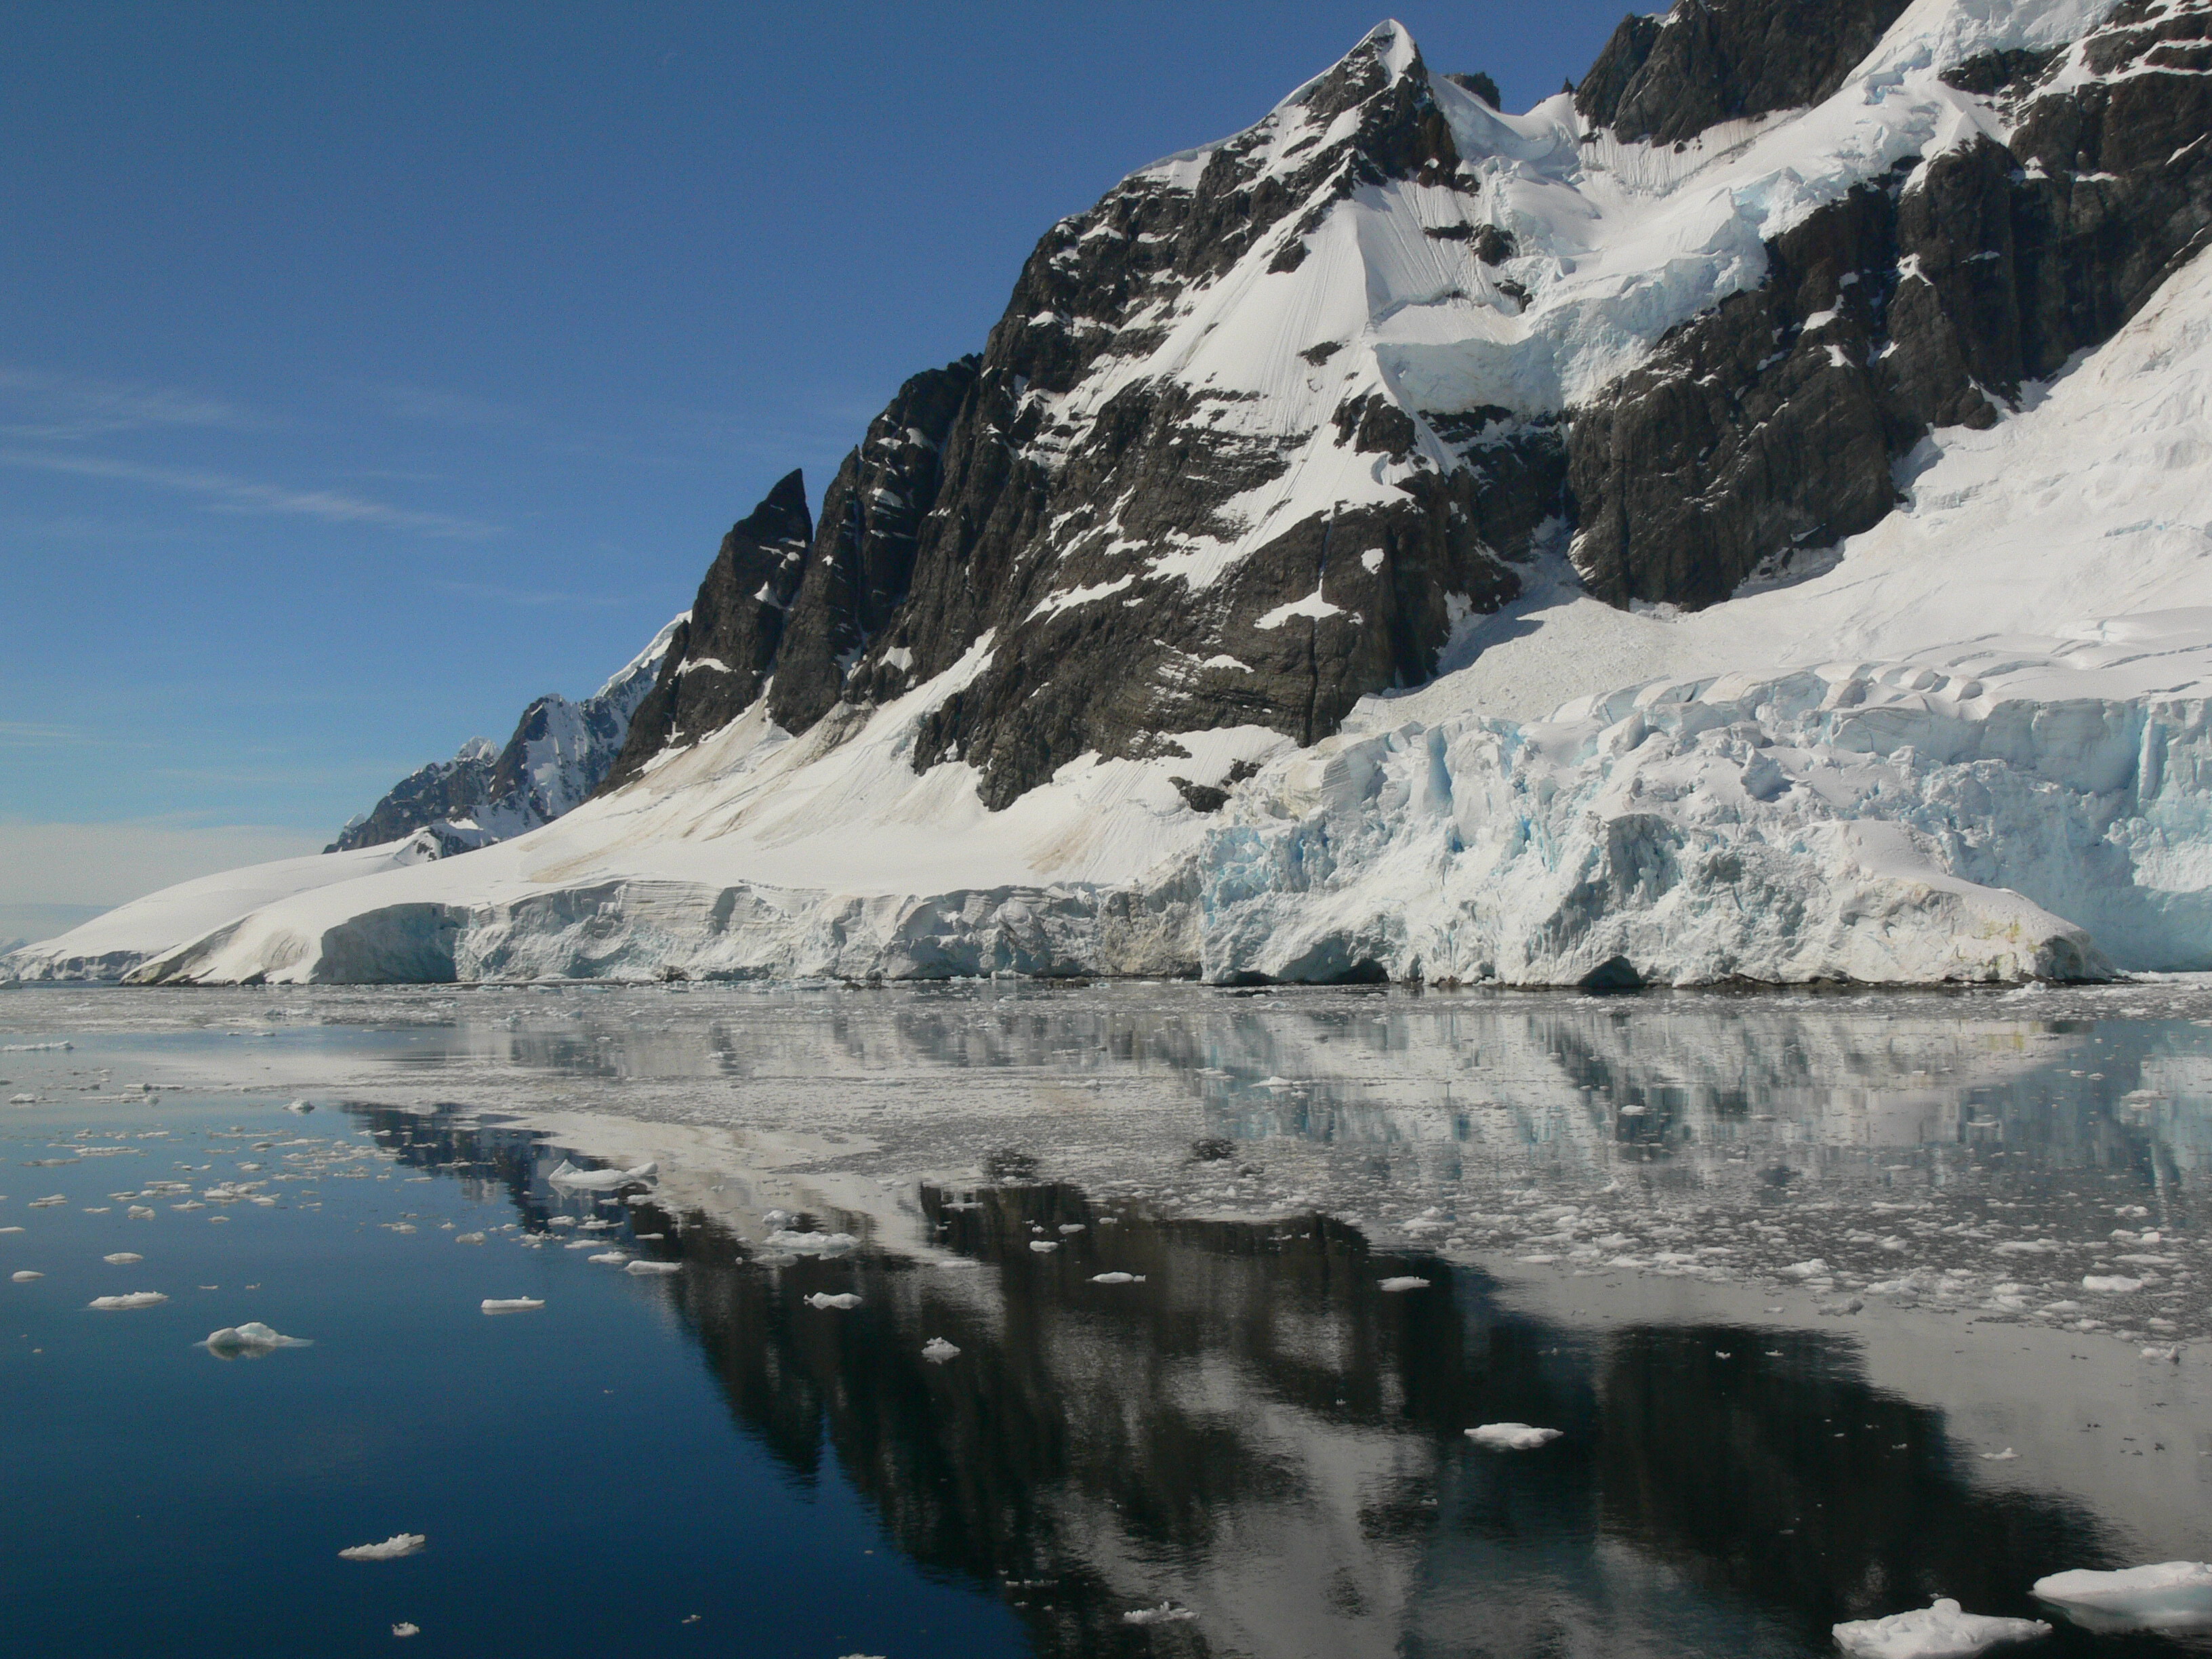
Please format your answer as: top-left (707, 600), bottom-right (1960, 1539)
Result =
top-left (327, 612), bottom-right (682, 854)
top-left (16, 0), bottom-right (2212, 988)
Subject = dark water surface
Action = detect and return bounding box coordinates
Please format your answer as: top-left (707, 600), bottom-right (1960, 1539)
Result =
top-left (2, 984), bottom-right (2209, 1657)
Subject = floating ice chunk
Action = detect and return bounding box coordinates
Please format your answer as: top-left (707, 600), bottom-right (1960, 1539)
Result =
top-left (1468, 1422), bottom-right (1562, 1451)
top-left (549, 1160), bottom-right (657, 1191)
top-left (922, 1336), bottom-right (961, 1363)
top-left (586, 1252), bottom-right (628, 1265)
top-left (103, 1252), bottom-right (143, 1265)
top-left (9, 1095), bottom-right (35, 1105)
top-left (2032, 1563), bottom-right (2212, 1633)
top-left (202, 1322), bottom-right (310, 1355)
top-left (2142, 1345), bottom-right (2183, 1361)
top-left (338, 1534), bottom-right (426, 1561)
top-left (1832, 1598), bottom-right (2052, 1658)
top-left (126, 1206), bottom-right (155, 1220)
top-left (765, 1229), bottom-right (857, 1256)
top-left (1378, 1276), bottom-right (1431, 1292)
top-left (806, 1292), bottom-right (862, 1309)
top-left (1979, 1448), bottom-right (2020, 1462)
top-left (1090, 1272), bottom-right (1143, 1284)
top-left (1124, 1604), bottom-right (1197, 1625)
top-left (480, 1297), bottom-right (544, 1314)
top-left (453, 1232), bottom-right (485, 1246)
top-left (1029, 1240), bottom-right (1059, 1252)
top-left (28, 1195), bottom-right (65, 1208)
top-left (284, 1100), bottom-right (312, 1114)
top-left (2083, 1275), bottom-right (2144, 1294)
top-left (392, 1623), bottom-right (419, 1638)
top-left (1781, 1259), bottom-right (1830, 1279)
top-left (623, 1259), bottom-right (681, 1275)
top-left (1057, 1223), bottom-right (1085, 1234)
top-left (12, 1270), bottom-right (42, 1282)
top-left (89, 1291), bottom-right (167, 1310)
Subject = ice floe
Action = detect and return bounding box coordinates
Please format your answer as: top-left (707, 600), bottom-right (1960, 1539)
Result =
top-left (1467, 1422), bottom-right (1562, 1451)
top-left (1832, 1599), bottom-right (2051, 1658)
top-left (549, 1158), bottom-right (657, 1191)
top-left (2032, 1562), bottom-right (2212, 1633)
top-left (480, 1296), bottom-right (544, 1314)
top-left (88, 1292), bottom-right (167, 1310)
top-left (201, 1322), bottom-right (310, 1355)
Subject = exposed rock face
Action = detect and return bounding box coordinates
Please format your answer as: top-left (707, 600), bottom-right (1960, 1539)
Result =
top-left (601, 470), bottom-right (813, 791)
top-left (618, 25), bottom-right (1552, 809)
top-left (766, 365), bottom-right (977, 735)
top-left (331, 615), bottom-right (679, 853)
top-left (1575, 0), bottom-right (1917, 144)
top-left (1570, 0), bottom-right (2212, 608)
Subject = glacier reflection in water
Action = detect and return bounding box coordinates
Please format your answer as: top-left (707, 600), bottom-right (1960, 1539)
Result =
top-left (3, 983), bottom-right (2210, 1657)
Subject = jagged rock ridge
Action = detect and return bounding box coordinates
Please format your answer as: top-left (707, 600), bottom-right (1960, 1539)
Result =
top-left (331, 614), bottom-right (680, 853)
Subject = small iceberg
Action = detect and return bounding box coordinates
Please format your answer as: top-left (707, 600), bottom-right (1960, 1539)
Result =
top-left (2082, 1275), bottom-right (2144, 1294)
top-left (284, 1100), bottom-right (313, 1114)
top-left (338, 1534), bottom-right (426, 1562)
top-left (88, 1291), bottom-right (167, 1311)
top-left (623, 1259), bottom-right (681, 1275)
top-left (12, 1270), bottom-right (43, 1283)
top-left (103, 1252), bottom-right (143, 1265)
top-left (2032, 1562), bottom-right (2212, 1633)
top-left (1123, 1604), bottom-right (1197, 1625)
top-left (392, 1622), bottom-right (419, 1638)
top-left (1978, 1449), bottom-right (2020, 1462)
top-left (766, 1229), bottom-right (857, 1256)
top-left (1832, 1598), bottom-right (2051, 1657)
top-left (1378, 1276), bottom-right (1431, 1292)
top-left (805, 1292), bottom-right (861, 1309)
top-left (202, 1322), bottom-right (310, 1357)
top-left (586, 1252), bottom-right (629, 1265)
top-left (480, 1297), bottom-right (544, 1314)
top-left (549, 1159), bottom-right (657, 1191)
top-left (1029, 1240), bottom-right (1059, 1252)
top-left (1467, 1422), bottom-right (1562, 1451)
top-left (922, 1336), bottom-right (961, 1363)
top-left (1090, 1272), bottom-right (1143, 1284)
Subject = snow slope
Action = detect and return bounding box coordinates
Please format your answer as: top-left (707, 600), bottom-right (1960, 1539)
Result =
top-left (1195, 241), bottom-right (2212, 984)
top-left (1, 834), bottom-right (450, 983)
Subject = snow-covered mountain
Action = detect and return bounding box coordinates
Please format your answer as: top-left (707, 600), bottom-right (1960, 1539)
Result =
top-left (328, 613), bottom-right (683, 854)
top-left (10, 0), bottom-right (2212, 987)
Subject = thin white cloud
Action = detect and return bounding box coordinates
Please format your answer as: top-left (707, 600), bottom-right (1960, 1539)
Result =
top-left (0, 720), bottom-right (82, 747)
top-left (0, 447), bottom-right (501, 539)
top-left (0, 364), bottom-right (260, 440)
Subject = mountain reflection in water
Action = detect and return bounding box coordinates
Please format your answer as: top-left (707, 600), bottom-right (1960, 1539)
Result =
top-left (354, 1106), bottom-right (2182, 1658)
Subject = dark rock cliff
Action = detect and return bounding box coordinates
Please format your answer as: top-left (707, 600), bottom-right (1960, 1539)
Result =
top-left (1576, 0), bottom-right (1917, 145)
top-left (1570, 0), bottom-right (2212, 607)
top-left (600, 469), bottom-right (814, 792)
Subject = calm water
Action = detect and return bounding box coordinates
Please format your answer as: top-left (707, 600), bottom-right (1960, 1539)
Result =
top-left (2, 983), bottom-right (2209, 1658)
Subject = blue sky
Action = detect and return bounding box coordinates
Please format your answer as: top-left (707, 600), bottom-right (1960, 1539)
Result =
top-left (0, 0), bottom-right (1630, 937)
